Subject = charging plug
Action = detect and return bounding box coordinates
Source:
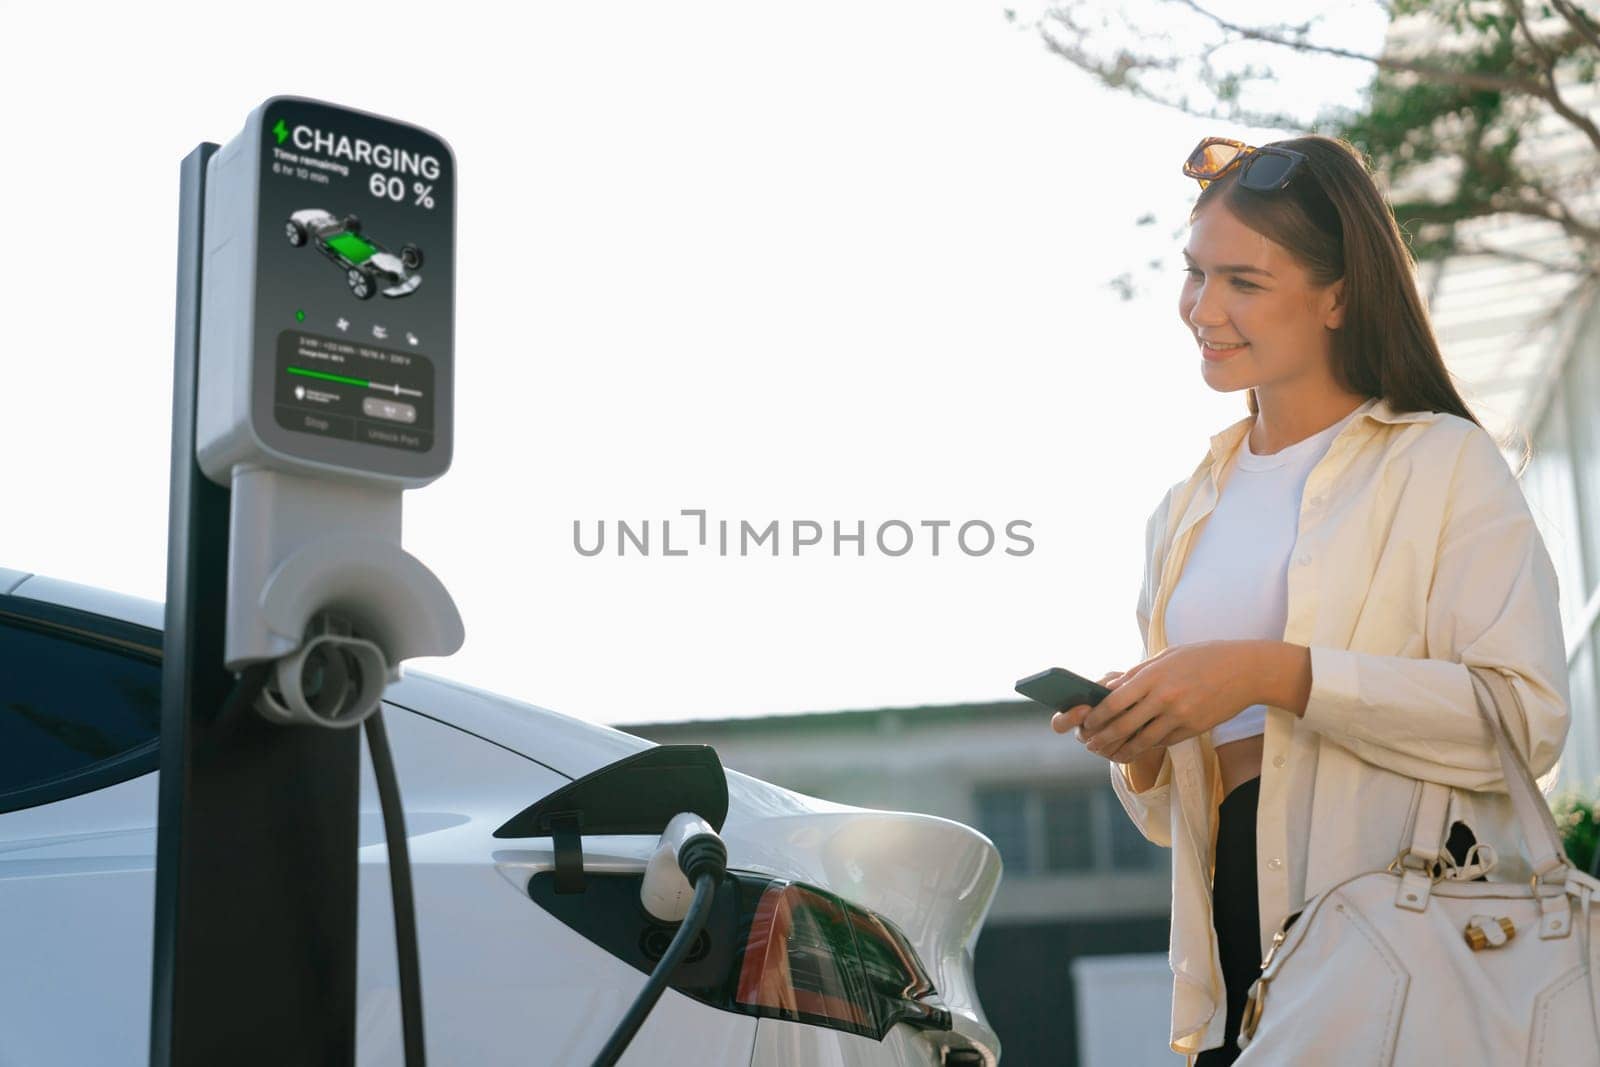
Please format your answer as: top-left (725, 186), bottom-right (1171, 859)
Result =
top-left (639, 812), bottom-right (727, 923)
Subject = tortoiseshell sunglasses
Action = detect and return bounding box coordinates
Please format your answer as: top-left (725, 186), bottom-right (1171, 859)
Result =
top-left (1183, 137), bottom-right (1310, 191)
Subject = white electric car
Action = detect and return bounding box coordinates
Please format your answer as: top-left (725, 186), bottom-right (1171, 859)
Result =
top-left (0, 570), bottom-right (1002, 1066)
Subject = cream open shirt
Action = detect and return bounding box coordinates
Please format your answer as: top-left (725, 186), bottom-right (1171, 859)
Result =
top-left (1109, 395), bottom-right (1571, 1059)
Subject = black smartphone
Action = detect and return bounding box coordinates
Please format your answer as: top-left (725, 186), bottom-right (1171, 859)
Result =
top-left (1014, 667), bottom-right (1112, 712)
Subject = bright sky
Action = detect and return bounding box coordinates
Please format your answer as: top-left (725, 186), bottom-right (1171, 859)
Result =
top-left (0, 1), bottom-right (1389, 724)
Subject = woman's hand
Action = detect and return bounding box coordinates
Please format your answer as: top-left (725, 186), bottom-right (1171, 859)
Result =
top-left (1051, 641), bottom-right (1259, 764)
top-left (1050, 671), bottom-right (1126, 738)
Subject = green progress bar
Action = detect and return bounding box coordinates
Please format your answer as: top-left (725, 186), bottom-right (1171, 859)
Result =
top-left (288, 366), bottom-right (368, 388)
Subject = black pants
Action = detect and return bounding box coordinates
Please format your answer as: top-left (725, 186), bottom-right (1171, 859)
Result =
top-left (1191, 777), bottom-right (1483, 1065)
top-left (1194, 776), bottom-right (1261, 1066)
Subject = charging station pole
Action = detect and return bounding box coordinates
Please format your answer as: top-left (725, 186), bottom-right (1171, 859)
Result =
top-left (154, 98), bottom-right (459, 1066)
top-left (151, 142), bottom-right (361, 1066)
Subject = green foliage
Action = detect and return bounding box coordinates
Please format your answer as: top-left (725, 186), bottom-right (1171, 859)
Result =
top-left (1033, 0), bottom-right (1600, 293)
top-left (1394, 0), bottom-right (1516, 35)
top-left (1552, 783), bottom-right (1600, 875)
top-left (1333, 4), bottom-right (1595, 267)
top-left (1335, 10), bottom-right (1535, 241)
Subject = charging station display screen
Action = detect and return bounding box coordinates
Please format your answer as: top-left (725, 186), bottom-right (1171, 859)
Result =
top-left (276, 332), bottom-right (435, 451)
top-left (250, 98), bottom-right (454, 479)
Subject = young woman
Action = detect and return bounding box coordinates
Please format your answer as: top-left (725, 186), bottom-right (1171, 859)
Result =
top-left (1050, 135), bottom-right (1571, 1065)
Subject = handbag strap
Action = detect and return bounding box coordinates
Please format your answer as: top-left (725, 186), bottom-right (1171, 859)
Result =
top-left (1401, 779), bottom-right (1453, 867)
top-left (1467, 668), bottom-right (1569, 882)
top-left (1394, 778), bottom-right (1453, 912)
top-left (1390, 668), bottom-right (1573, 919)
top-left (1401, 668), bottom-right (1561, 876)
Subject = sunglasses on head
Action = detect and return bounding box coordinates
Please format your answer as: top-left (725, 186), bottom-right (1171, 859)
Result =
top-left (1184, 137), bottom-right (1310, 191)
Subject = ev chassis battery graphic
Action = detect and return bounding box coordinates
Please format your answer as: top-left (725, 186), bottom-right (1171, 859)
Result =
top-left (285, 207), bottom-right (424, 301)
top-left (197, 96), bottom-right (454, 485)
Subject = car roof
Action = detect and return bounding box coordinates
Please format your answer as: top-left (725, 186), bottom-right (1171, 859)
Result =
top-left (0, 570), bottom-right (651, 781)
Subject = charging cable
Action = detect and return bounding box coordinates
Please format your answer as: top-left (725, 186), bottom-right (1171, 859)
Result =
top-left (590, 814), bottom-right (728, 1067)
top-left (223, 624), bottom-right (427, 1066)
top-left (364, 709), bottom-right (426, 1066)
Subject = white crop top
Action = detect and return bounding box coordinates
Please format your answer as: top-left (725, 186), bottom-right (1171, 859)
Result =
top-left (1162, 404), bottom-right (1364, 746)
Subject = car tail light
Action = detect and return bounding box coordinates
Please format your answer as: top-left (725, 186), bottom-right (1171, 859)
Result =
top-left (735, 882), bottom-right (875, 1030)
top-left (525, 870), bottom-right (952, 1041)
top-left (732, 879), bottom-right (950, 1039)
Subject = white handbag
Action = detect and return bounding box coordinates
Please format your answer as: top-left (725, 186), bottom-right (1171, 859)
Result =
top-left (1233, 669), bottom-right (1600, 1065)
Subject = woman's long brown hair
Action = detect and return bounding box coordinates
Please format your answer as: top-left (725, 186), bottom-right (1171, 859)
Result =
top-left (1191, 135), bottom-right (1531, 474)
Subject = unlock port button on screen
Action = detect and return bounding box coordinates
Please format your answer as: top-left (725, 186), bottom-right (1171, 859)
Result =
top-left (363, 397), bottom-right (418, 424)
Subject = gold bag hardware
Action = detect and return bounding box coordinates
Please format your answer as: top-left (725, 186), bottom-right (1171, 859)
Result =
top-left (1463, 914), bottom-right (1515, 951)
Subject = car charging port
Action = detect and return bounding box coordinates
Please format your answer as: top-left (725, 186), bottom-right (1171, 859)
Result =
top-left (590, 812), bottom-right (727, 1067)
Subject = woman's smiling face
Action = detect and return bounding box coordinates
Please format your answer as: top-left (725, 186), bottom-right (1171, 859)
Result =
top-left (1178, 200), bottom-right (1345, 394)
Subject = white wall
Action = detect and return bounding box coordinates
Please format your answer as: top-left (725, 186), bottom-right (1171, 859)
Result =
top-left (1072, 953), bottom-right (1177, 1066)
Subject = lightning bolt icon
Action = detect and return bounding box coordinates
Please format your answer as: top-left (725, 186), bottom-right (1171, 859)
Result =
top-left (272, 119), bottom-right (289, 145)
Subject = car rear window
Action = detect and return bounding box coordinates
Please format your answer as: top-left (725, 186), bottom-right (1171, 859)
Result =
top-left (0, 614), bottom-right (160, 807)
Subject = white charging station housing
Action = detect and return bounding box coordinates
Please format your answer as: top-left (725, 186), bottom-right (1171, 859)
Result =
top-left (197, 96), bottom-right (463, 717)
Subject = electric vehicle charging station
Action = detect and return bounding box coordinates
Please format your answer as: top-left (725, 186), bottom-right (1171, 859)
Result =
top-left (195, 96), bottom-right (460, 721)
top-left (151, 96), bottom-right (738, 1067)
top-left (153, 96), bottom-right (460, 1066)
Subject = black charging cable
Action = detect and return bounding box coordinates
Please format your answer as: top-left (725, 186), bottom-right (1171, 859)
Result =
top-left (365, 709), bottom-right (427, 1067)
top-left (219, 665), bottom-right (427, 1066)
top-left (590, 835), bottom-right (728, 1067)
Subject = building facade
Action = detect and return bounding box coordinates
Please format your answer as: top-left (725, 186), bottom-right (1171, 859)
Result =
top-left (1405, 73), bottom-right (1600, 796)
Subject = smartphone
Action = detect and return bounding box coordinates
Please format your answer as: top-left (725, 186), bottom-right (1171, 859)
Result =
top-left (1014, 667), bottom-right (1112, 712)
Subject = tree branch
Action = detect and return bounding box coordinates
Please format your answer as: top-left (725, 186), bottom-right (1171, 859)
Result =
top-left (1503, 0), bottom-right (1600, 155)
top-left (1034, 20), bottom-right (1313, 131)
top-left (1166, 0), bottom-right (1554, 96)
top-left (1389, 182), bottom-right (1600, 260)
top-left (1031, 0), bottom-right (1600, 292)
top-left (1548, 0), bottom-right (1600, 54)
top-left (1443, 236), bottom-right (1595, 276)
top-left (1508, 196), bottom-right (1600, 246)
